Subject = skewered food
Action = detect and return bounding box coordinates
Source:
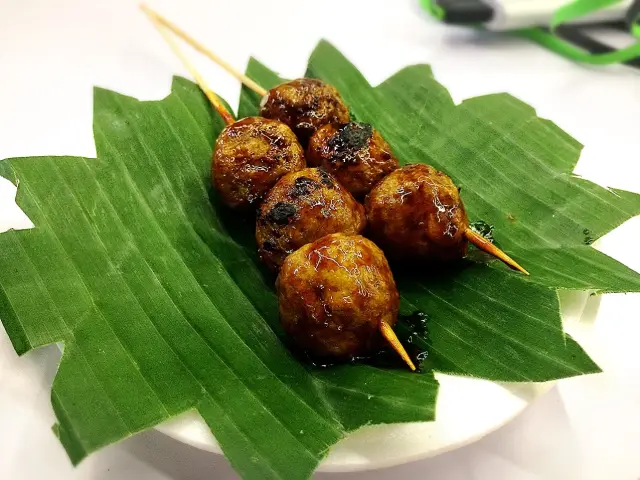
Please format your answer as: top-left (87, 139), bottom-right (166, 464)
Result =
top-left (366, 164), bottom-right (468, 262)
top-left (277, 233), bottom-right (415, 369)
top-left (256, 168), bottom-right (366, 272)
top-left (260, 78), bottom-right (350, 146)
top-left (307, 122), bottom-right (399, 197)
top-left (365, 164), bottom-right (528, 273)
top-left (144, 9), bottom-right (305, 210)
top-left (143, 9), bottom-right (399, 200)
top-left (213, 117), bottom-right (305, 209)
top-left (142, 13), bottom-right (350, 149)
top-left (143, 7), bottom-right (527, 376)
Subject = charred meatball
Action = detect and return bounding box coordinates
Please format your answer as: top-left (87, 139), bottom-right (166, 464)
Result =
top-left (277, 233), bottom-right (399, 360)
top-left (365, 164), bottom-right (469, 263)
top-left (256, 168), bottom-right (365, 272)
top-left (260, 78), bottom-right (350, 146)
top-left (212, 116), bottom-right (305, 209)
top-left (307, 122), bottom-right (399, 198)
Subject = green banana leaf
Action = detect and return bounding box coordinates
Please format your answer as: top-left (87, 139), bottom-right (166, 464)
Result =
top-left (0, 40), bottom-right (638, 479)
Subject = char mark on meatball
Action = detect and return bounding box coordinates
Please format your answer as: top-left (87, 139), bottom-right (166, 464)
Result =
top-left (317, 167), bottom-right (336, 188)
top-left (256, 168), bottom-right (366, 272)
top-left (327, 122), bottom-right (373, 166)
top-left (262, 240), bottom-right (277, 252)
top-left (290, 176), bottom-right (320, 198)
top-left (265, 202), bottom-right (298, 225)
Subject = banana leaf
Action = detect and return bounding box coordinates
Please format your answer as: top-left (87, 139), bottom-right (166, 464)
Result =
top-left (0, 41), bottom-right (638, 479)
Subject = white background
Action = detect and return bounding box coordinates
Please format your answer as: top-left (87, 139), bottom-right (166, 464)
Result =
top-left (1, 0), bottom-right (640, 479)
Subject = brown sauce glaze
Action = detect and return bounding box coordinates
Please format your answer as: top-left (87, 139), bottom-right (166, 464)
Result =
top-left (260, 79), bottom-right (350, 147)
top-left (307, 122), bottom-right (399, 198)
top-left (212, 116), bottom-right (305, 209)
top-left (256, 168), bottom-right (365, 272)
top-left (365, 164), bottom-right (469, 263)
top-left (277, 233), bottom-right (399, 361)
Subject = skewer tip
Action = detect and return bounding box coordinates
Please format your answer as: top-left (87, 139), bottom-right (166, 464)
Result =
top-left (464, 228), bottom-right (529, 275)
top-left (139, 3), bottom-right (155, 17)
top-left (380, 320), bottom-right (416, 372)
top-left (138, 3), bottom-right (267, 97)
top-left (141, 4), bottom-right (235, 126)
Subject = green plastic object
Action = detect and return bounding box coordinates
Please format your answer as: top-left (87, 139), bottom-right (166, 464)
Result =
top-left (421, 0), bottom-right (640, 65)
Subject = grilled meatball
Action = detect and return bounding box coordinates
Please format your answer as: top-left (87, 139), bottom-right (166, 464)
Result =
top-left (277, 233), bottom-right (399, 360)
top-left (365, 164), bottom-right (469, 262)
top-left (260, 78), bottom-right (350, 146)
top-left (307, 122), bottom-right (399, 198)
top-left (256, 168), bottom-right (365, 272)
top-left (212, 117), bottom-right (305, 209)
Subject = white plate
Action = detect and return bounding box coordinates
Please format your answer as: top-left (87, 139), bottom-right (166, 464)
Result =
top-left (154, 290), bottom-right (591, 472)
top-left (0, 175), bottom-right (597, 473)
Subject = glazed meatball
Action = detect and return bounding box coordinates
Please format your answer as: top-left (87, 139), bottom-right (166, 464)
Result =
top-left (212, 117), bottom-right (305, 209)
top-left (365, 164), bottom-right (469, 263)
top-left (256, 168), bottom-right (365, 272)
top-left (277, 233), bottom-right (399, 360)
top-left (260, 78), bottom-right (350, 146)
top-left (307, 122), bottom-right (399, 198)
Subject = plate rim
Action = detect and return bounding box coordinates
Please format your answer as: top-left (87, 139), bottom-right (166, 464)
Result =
top-left (153, 290), bottom-right (592, 473)
top-left (154, 380), bottom-right (556, 473)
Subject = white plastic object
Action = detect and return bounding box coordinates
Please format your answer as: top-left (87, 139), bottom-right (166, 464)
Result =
top-left (485, 0), bottom-right (632, 31)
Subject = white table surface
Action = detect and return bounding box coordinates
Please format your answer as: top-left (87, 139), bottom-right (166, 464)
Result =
top-left (1, 0), bottom-right (640, 479)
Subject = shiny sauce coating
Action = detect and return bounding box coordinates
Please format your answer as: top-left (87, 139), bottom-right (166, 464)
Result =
top-left (307, 122), bottom-right (399, 198)
top-left (256, 168), bottom-right (365, 272)
top-left (365, 164), bottom-right (469, 262)
top-left (260, 78), bottom-right (350, 146)
top-left (277, 233), bottom-right (399, 360)
top-left (212, 116), bottom-right (305, 209)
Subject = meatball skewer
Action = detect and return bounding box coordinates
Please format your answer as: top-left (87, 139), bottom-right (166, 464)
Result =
top-left (148, 11), bottom-right (526, 272)
top-left (307, 122), bottom-right (399, 198)
top-left (366, 164), bottom-right (528, 274)
top-left (147, 12), bottom-right (305, 210)
top-left (146, 11), bottom-right (415, 370)
top-left (256, 167), bottom-right (366, 272)
top-left (278, 234), bottom-right (416, 371)
top-left (146, 7), bottom-right (528, 275)
top-left (142, 7), bottom-right (397, 197)
top-left (141, 6), bottom-right (351, 146)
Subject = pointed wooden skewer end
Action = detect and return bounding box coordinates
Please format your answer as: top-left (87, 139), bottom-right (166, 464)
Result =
top-left (141, 5), bottom-right (235, 126)
top-left (464, 228), bottom-right (529, 275)
top-left (140, 4), bottom-right (268, 97)
top-left (380, 320), bottom-right (416, 372)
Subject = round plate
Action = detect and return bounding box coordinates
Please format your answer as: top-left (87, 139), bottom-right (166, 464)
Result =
top-left (155, 290), bottom-right (592, 472)
top-left (0, 176), bottom-right (595, 473)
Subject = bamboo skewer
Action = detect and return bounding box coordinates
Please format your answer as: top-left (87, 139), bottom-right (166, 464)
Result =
top-left (146, 13), bottom-right (235, 125)
top-left (140, 4), bottom-right (268, 97)
top-left (142, 5), bottom-right (530, 277)
top-left (142, 4), bottom-right (526, 372)
top-left (465, 228), bottom-right (529, 275)
top-left (380, 319), bottom-right (416, 371)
